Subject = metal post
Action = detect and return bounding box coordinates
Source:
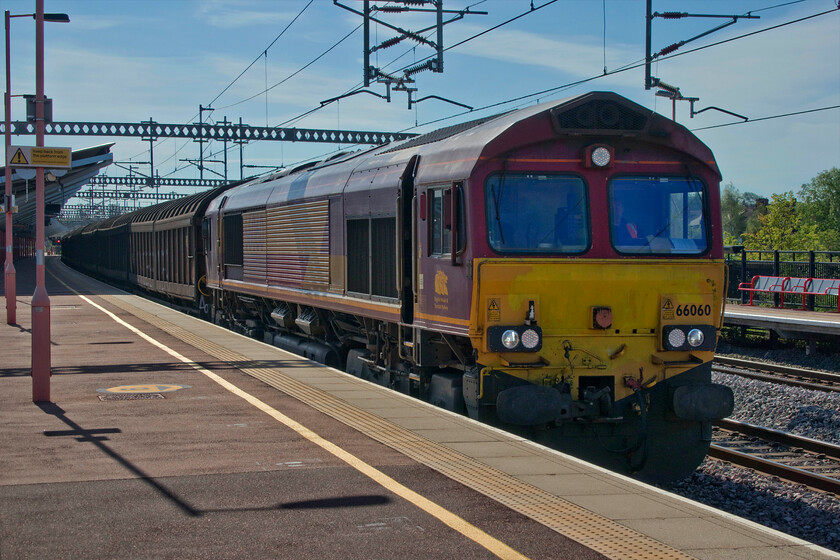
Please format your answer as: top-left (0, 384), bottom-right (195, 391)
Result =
top-left (435, 0), bottom-right (443, 72)
top-left (808, 250), bottom-right (816, 311)
top-left (740, 249), bottom-right (748, 304)
top-left (645, 0), bottom-right (652, 89)
top-left (31, 0), bottom-right (50, 402)
top-left (363, 0), bottom-right (370, 86)
top-left (146, 117), bottom-right (157, 204)
top-left (222, 116), bottom-right (228, 181)
top-left (238, 117), bottom-right (244, 181)
top-left (4, 10), bottom-right (16, 325)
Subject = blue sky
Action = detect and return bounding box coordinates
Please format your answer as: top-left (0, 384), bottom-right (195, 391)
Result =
top-left (2, 0), bottom-right (839, 203)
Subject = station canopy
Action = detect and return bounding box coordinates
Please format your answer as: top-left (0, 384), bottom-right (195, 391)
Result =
top-left (0, 143), bottom-right (113, 237)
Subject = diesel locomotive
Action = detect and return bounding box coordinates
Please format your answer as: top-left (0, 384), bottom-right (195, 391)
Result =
top-left (62, 91), bottom-right (734, 483)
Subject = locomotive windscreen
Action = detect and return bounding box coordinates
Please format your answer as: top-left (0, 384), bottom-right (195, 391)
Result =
top-left (486, 174), bottom-right (588, 253)
top-left (608, 176), bottom-right (709, 255)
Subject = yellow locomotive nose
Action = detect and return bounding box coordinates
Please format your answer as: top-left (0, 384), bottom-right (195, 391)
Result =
top-left (470, 257), bottom-right (726, 415)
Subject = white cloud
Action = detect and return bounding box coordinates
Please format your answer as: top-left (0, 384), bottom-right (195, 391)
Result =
top-left (196, 1), bottom-right (301, 29)
top-left (451, 25), bottom-right (640, 88)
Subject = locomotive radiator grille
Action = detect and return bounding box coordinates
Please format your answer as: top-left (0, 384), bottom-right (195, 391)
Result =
top-left (243, 212), bottom-right (267, 283)
top-left (102, 292), bottom-right (694, 560)
top-left (242, 200), bottom-right (330, 288)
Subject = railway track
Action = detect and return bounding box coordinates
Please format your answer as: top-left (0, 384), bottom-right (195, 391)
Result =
top-left (713, 355), bottom-right (840, 392)
top-left (710, 418), bottom-right (840, 495)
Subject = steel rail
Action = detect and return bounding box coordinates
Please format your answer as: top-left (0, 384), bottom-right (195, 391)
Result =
top-left (714, 418), bottom-right (840, 460)
top-left (708, 444), bottom-right (840, 495)
top-left (713, 356), bottom-right (840, 392)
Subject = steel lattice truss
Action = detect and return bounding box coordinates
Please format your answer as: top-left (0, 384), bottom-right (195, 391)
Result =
top-left (87, 176), bottom-right (230, 187)
top-left (75, 190), bottom-right (187, 200)
top-left (2, 120), bottom-right (417, 145)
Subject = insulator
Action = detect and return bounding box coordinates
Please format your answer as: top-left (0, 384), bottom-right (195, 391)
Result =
top-left (403, 60), bottom-right (432, 77)
top-left (660, 12), bottom-right (687, 19)
top-left (659, 43), bottom-right (680, 56)
top-left (374, 68), bottom-right (400, 82)
top-left (397, 0), bottom-right (428, 5)
top-left (656, 80), bottom-right (680, 95)
top-left (376, 36), bottom-right (404, 50)
top-left (374, 6), bottom-right (409, 13)
top-left (403, 30), bottom-right (426, 44)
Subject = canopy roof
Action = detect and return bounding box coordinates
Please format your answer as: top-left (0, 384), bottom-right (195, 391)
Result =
top-left (0, 143), bottom-right (113, 236)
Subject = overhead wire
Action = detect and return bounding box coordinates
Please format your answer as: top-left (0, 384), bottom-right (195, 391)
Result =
top-left (123, 1), bottom-right (838, 185)
top-left (261, 1), bottom-right (840, 175)
top-left (278, 0), bottom-right (560, 127)
top-left (213, 23), bottom-right (363, 111)
top-left (691, 105), bottom-right (840, 131)
top-left (396, 5), bottom-right (840, 133)
top-left (123, 1), bottom-right (314, 166)
top-left (207, 0), bottom-right (314, 108)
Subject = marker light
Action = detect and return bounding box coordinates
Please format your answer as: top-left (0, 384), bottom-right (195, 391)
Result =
top-left (591, 146), bottom-right (611, 167)
top-left (584, 144), bottom-right (614, 168)
top-left (521, 328), bottom-right (540, 349)
top-left (687, 328), bottom-right (705, 348)
top-left (668, 328), bottom-right (686, 348)
top-left (501, 329), bottom-right (520, 349)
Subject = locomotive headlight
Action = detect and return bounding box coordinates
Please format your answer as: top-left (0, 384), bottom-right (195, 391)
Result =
top-left (687, 328), bottom-right (705, 348)
top-left (663, 324), bottom-right (715, 351)
top-left (501, 329), bottom-right (520, 349)
top-left (591, 146), bottom-right (611, 167)
top-left (488, 325), bottom-right (543, 352)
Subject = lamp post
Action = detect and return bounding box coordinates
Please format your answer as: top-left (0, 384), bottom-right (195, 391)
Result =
top-left (32, 2), bottom-right (69, 402)
top-left (4, 10), bottom-right (16, 325)
top-left (4, 2), bottom-right (69, 402)
top-left (5, 9), bottom-right (67, 329)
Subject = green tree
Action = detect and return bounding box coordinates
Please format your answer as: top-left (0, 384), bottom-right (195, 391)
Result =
top-left (742, 192), bottom-right (824, 250)
top-left (798, 167), bottom-right (840, 249)
top-left (720, 183), bottom-right (746, 241)
top-left (744, 195), bottom-right (767, 235)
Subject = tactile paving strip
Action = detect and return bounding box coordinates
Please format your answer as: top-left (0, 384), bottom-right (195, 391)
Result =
top-left (102, 294), bottom-right (694, 560)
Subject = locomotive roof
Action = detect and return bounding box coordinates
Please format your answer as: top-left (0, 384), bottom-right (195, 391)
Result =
top-left (209, 91), bottom-right (719, 214)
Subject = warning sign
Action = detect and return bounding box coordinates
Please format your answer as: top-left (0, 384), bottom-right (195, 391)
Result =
top-left (487, 299), bottom-right (500, 322)
top-left (662, 298), bottom-right (675, 320)
top-left (6, 145), bottom-right (72, 168)
top-left (9, 148), bottom-right (28, 165)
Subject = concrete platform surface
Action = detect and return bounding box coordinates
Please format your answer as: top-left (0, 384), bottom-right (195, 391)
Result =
top-left (1, 256), bottom-right (837, 560)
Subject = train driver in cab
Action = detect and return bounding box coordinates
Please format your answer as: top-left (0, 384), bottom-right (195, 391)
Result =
top-left (610, 196), bottom-right (640, 247)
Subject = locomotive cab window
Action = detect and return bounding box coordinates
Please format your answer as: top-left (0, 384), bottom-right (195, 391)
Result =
top-left (429, 185), bottom-right (465, 256)
top-left (609, 176), bottom-right (708, 255)
top-left (486, 174), bottom-right (588, 253)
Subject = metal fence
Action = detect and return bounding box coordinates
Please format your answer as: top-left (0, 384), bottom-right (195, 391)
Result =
top-left (725, 249), bottom-right (840, 311)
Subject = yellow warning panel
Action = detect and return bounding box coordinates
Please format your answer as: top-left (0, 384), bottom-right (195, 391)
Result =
top-left (662, 297), bottom-right (675, 320)
top-left (9, 148), bottom-right (29, 165)
top-left (98, 384), bottom-right (190, 394)
top-left (7, 145), bottom-right (72, 168)
top-left (487, 298), bottom-right (501, 322)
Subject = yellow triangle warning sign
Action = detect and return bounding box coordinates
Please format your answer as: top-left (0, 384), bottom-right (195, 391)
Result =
top-left (663, 298), bottom-right (674, 310)
top-left (10, 148), bottom-right (28, 165)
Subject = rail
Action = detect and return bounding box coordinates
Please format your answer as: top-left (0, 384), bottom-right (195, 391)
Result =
top-left (710, 419), bottom-right (840, 495)
top-left (713, 356), bottom-right (840, 392)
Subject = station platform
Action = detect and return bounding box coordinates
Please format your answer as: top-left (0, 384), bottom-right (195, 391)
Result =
top-left (2, 256), bottom-right (837, 560)
top-left (724, 303), bottom-right (840, 338)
